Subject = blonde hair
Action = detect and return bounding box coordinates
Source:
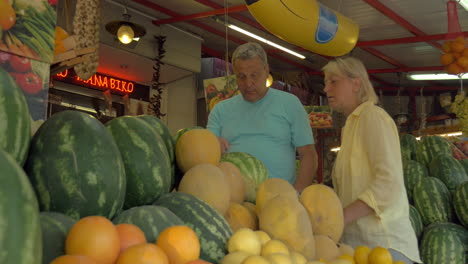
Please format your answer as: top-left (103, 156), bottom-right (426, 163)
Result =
top-left (322, 57), bottom-right (378, 104)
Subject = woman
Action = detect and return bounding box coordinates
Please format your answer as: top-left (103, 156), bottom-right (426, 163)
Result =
top-left (322, 57), bottom-right (421, 264)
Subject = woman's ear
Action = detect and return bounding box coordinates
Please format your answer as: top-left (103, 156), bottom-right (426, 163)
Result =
top-left (351, 78), bottom-right (361, 93)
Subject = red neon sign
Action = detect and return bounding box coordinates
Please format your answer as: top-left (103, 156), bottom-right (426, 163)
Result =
top-left (55, 70), bottom-right (134, 94)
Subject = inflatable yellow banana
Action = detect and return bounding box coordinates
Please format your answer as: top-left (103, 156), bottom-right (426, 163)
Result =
top-left (245, 0), bottom-right (359, 56)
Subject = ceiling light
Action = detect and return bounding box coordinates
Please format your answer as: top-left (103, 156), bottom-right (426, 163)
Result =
top-left (105, 9), bottom-right (146, 45)
top-left (226, 24), bottom-right (306, 59)
top-left (407, 73), bottom-right (468, 80)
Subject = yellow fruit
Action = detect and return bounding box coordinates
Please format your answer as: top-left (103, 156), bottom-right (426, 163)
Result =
top-left (338, 254), bottom-right (355, 264)
top-left (221, 251), bottom-right (252, 264)
top-left (368, 247), bottom-right (392, 264)
top-left (243, 255), bottom-right (271, 264)
top-left (228, 228), bottom-right (261, 255)
top-left (328, 259), bottom-right (352, 264)
top-left (338, 243), bottom-right (354, 257)
top-left (261, 239), bottom-right (290, 256)
top-left (353, 246), bottom-right (370, 264)
top-left (255, 230), bottom-right (272, 245)
top-left (290, 251), bottom-right (307, 264)
top-left (314, 235), bottom-right (340, 262)
top-left (318, 259), bottom-right (329, 264)
top-left (305, 262), bottom-right (326, 264)
top-left (266, 253), bottom-right (293, 264)
top-left (392, 261), bottom-right (406, 264)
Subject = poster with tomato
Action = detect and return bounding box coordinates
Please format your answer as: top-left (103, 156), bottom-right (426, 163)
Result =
top-left (203, 75), bottom-right (240, 113)
top-left (304, 105), bottom-right (333, 128)
top-left (0, 0), bottom-right (57, 63)
top-left (0, 51), bottom-right (50, 121)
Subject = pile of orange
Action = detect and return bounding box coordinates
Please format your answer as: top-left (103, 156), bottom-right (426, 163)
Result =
top-left (50, 215), bottom-right (206, 264)
top-left (441, 36), bottom-right (468, 75)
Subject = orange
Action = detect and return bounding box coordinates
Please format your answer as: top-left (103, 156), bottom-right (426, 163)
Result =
top-left (452, 52), bottom-right (462, 59)
top-left (116, 223), bottom-right (147, 254)
top-left (186, 260), bottom-right (213, 264)
top-left (116, 243), bottom-right (169, 264)
top-left (440, 53), bottom-right (454, 65)
top-left (354, 245), bottom-right (371, 264)
top-left (455, 36), bottom-right (466, 45)
top-left (457, 56), bottom-right (468, 68)
top-left (156, 225), bottom-right (200, 264)
top-left (442, 41), bottom-right (451, 53)
top-left (462, 48), bottom-right (468, 57)
top-left (65, 216), bottom-right (120, 264)
top-left (368, 247), bottom-right (392, 264)
top-left (51, 255), bottom-right (97, 264)
top-left (446, 62), bottom-right (463, 75)
top-left (450, 41), bottom-right (465, 53)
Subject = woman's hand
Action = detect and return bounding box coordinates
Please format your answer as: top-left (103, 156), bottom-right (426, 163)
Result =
top-left (218, 137), bottom-right (230, 154)
top-left (343, 199), bottom-right (374, 225)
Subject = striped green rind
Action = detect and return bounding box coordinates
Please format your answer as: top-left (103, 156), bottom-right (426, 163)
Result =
top-left (415, 136), bottom-right (451, 167)
top-left (24, 110), bottom-right (126, 220)
top-left (420, 222), bottom-right (466, 264)
top-left (400, 133), bottom-right (418, 160)
top-left (221, 152), bottom-right (269, 202)
top-left (112, 205), bottom-right (183, 243)
top-left (106, 116), bottom-right (171, 208)
top-left (40, 212), bottom-right (76, 264)
top-left (413, 177), bottom-right (453, 226)
top-left (0, 149), bottom-right (42, 264)
top-left (154, 192), bottom-right (232, 263)
top-left (429, 153), bottom-right (468, 193)
top-left (453, 181), bottom-right (468, 228)
top-left (424, 221), bottom-right (468, 261)
top-left (403, 160), bottom-right (428, 204)
top-left (459, 159), bottom-right (468, 174)
top-left (409, 205), bottom-right (423, 239)
top-left (0, 67), bottom-right (31, 166)
top-left (138, 115), bottom-right (175, 163)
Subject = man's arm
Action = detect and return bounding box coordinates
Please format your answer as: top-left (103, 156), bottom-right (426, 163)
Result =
top-left (294, 144), bottom-right (318, 192)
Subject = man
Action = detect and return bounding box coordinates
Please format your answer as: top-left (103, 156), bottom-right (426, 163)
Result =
top-left (207, 42), bottom-right (317, 191)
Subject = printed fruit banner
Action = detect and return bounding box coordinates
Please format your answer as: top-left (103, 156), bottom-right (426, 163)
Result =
top-left (0, 0), bottom-right (57, 63)
top-left (0, 51), bottom-right (50, 122)
top-left (203, 75), bottom-right (240, 113)
top-left (304, 105), bottom-right (333, 128)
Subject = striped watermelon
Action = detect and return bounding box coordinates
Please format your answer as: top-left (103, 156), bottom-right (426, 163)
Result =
top-left (40, 212), bottom-right (76, 264)
top-left (453, 181), bottom-right (468, 228)
top-left (0, 67), bottom-right (31, 166)
top-left (400, 133), bottom-right (418, 160)
top-left (423, 222), bottom-right (468, 262)
top-left (106, 116), bottom-right (171, 208)
top-left (460, 159), bottom-right (468, 174)
top-left (403, 160), bottom-right (428, 204)
top-left (415, 136), bottom-right (451, 167)
top-left (429, 153), bottom-right (467, 193)
top-left (154, 192), bottom-right (232, 263)
top-left (112, 205), bottom-right (184, 243)
top-left (409, 205), bottom-right (423, 239)
top-left (221, 152), bottom-right (269, 202)
top-left (138, 115), bottom-right (175, 163)
top-left (0, 149), bottom-right (42, 264)
top-left (420, 222), bottom-right (465, 264)
top-left (25, 110), bottom-right (126, 220)
top-left (413, 177), bottom-right (453, 226)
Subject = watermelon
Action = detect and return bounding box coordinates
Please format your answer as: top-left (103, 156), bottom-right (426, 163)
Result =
top-left (413, 177), bottom-right (453, 226)
top-left (460, 159), bottom-right (468, 174)
top-left (409, 205), bottom-right (423, 239)
top-left (221, 152), bottom-right (269, 202)
top-left (0, 67), bottom-right (31, 166)
top-left (400, 133), bottom-right (418, 159)
top-left (429, 153), bottom-right (468, 193)
top-left (138, 115), bottom-right (175, 163)
top-left (112, 205), bottom-right (184, 243)
top-left (423, 222), bottom-right (468, 258)
top-left (415, 136), bottom-right (452, 167)
top-left (40, 212), bottom-right (76, 264)
top-left (106, 116), bottom-right (171, 208)
top-left (420, 222), bottom-right (466, 264)
top-left (453, 181), bottom-right (468, 228)
top-left (403, 160), bottom-right (428, 204)
top-left (24, 110), bottom-right (126, 220)
top-left (154, 192), bottom-right (232, 263)
top-left (0, 149), bottom-right (42, 264)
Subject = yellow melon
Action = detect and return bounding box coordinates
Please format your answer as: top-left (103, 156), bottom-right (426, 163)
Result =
top-left (299, 184), bottom-right (344, 243)
top-left (256, 178), bottom-right (298, 215)
top-left (337, 243), bottom-right (354, 257)
top-left (228, 228), bottom-right (262, 255)
top-left (178, 163), bottom-right (230, 215)
top-left (175, 129), bottom-right (220, 173)
top-left (224, 202), bottom-right (257, 231)
top-left (314, 235), bottom-right (340, 262)
top-left (259, 194), bottom-right (315, 260)
top-left (220, 251), bottom-right (252, 264)
top-left (218, 161), bottom-right (246, 203)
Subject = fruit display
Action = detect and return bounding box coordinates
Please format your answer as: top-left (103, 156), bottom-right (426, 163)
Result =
top-left (440, 36), bottom-right (468, 75)
top-left (304, 105), bottom-right (333, 128)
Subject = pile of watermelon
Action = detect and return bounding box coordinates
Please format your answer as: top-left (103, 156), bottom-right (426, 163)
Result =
top-left (400, 134), bottom-right (468, 264)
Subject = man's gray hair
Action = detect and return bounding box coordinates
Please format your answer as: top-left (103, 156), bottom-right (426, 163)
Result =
top-left (231, 42), bottom-right (268, 68)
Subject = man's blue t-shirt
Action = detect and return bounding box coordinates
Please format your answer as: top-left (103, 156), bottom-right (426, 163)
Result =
top-left (207, 88), bottom-right (314, 184)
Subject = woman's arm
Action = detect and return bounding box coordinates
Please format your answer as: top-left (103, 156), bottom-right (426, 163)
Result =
top-left (343, 199), bottom-right (374, 225)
